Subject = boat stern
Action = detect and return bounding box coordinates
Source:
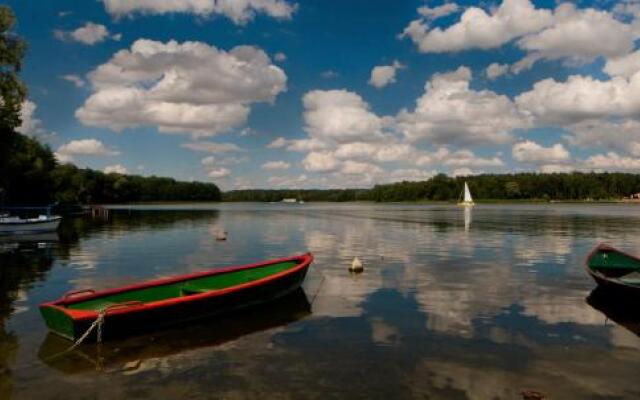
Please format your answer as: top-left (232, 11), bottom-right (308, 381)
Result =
top-left (39, 304), bottom-right (79, 341)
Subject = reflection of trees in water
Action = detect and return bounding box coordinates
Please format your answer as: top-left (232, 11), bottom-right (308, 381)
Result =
top-left (0, 242), bottom-right (55, 398)
top-left (54, 210), bottom-right (220, 259)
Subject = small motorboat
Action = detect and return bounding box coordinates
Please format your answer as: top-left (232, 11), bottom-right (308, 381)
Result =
top-left (40, 253), bottom-right (313, 341)
top-left (585, 243), bottom-right (640, 292)
top-left (0, 214), bottom-right (62, 234)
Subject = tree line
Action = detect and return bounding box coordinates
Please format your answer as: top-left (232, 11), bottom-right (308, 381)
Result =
top-left (225, 172), bottom-right (640, 202)
top-left (0, 6), bottom-right (221, 206)
top-left (1, 133), bottom-right (222, 206)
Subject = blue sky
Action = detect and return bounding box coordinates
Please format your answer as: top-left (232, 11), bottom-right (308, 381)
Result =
top-left (9, 0), bottom-right (640, 189)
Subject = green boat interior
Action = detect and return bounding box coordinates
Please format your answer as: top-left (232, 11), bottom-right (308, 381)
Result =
top-left (588, 249), bottom-right (640, 284)
top-left (66, 261), bottom-right (297, 311)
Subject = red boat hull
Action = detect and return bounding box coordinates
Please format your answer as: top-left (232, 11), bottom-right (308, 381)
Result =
top-left (40, 253), bottom-right (313, 341)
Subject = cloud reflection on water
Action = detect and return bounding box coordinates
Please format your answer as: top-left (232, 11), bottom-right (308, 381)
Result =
top-left (5, 203), bottom-right (640, 399)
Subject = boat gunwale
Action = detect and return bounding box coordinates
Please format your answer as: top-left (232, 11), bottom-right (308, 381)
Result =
top-left (584, 243), bottom-right (640, 289)
top-left (40, 253), bottom-right (313, 321)
top-left (0, 215), bottom-right (62, 226)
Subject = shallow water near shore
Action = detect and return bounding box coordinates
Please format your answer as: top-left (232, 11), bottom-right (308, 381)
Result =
top-left (2, 202), bottom-right (640, 399)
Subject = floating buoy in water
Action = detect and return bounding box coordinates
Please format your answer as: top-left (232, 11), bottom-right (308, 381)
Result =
top-left (215, 230), bottom-right (227, 241)
top-left (349, 257), bottom-right (363, 273)
top-left (520, 390), bottom-right (547, 400)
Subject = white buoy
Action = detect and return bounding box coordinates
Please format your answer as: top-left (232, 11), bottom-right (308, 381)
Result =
top-left (215, 230), bottom-right (227, 241)
top-left (349, 257), bottom-right (363, 273)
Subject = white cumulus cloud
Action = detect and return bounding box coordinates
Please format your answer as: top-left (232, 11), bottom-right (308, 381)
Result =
top-left (565, 119), bottom-right (640, 156)
top-left (181, 141), bottom-right (244, 153)
top-left (302, 151), bottom-right (339, 172)
top-left (369, 60), bottom-right (404, 89)
top-left (515, 73), bottom-right (640, 125)
top-left (54, 22), bottom-right (120, 45)
top-left (583, 152), bottom-right (640, 171)
top-left (60, 74), bottom-right (86, 87)
top-left (397, 66), bottom-right (530, 145)
top-left (512, 140), bottom-right (570, 164)
top-left (486, 63), bottom-right (509, 80)
top-left (605, 50), bottom-right (640, 78)
top-left (516, 3), bottom-right (637, 72)
top-left (55, 139), bottom-right (120, 163)
top-left (207, 167), bottom-right (231, 178)
top-left (262, 160), bottom-right (291, 170)
top-left (208, 167), bottom-right (231, 178)
top-left (104, 164), bottom-right (128, 174)
top-left (267, 137), bottom-right (289, 148)
top-left (400, 0), bottom-right (552, 53)
top-left (101, 0), bottom-right (296, 25)
top-left (417, 3), bottom-right (460, 20)
top-left (340, 160), bottom-right (382, 175)
top-left (16, 100), bottom-right (55, 140)
top-left (76, 39), bottom-right (287, 137)
top-left (303, 89), bottom-right (388, 143)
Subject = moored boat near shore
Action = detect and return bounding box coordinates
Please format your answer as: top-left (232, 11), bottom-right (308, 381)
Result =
top-left (585, 243), bottom-right (640, 292)
top-left (39, 253), bottom-right (313, 341)
top-left (0, 214), bottom-right (62, 235)
top-left (39, 289), bottom-right (312, 374)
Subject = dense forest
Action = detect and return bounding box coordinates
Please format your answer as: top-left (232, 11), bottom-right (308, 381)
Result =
top-left (367, 173), bottom-right (640, 202)
top-left (224, 172), bottom-right (640, 203)
top-left (0, 6), bottom-right (222, 206)
top-left (223, 189), bottom-right (370, 202)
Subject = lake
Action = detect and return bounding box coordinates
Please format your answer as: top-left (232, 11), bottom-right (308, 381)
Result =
top-left (2, 203), bottom-right (640, 399)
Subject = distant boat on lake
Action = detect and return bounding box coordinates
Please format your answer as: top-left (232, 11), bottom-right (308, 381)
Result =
top-left (0, 214), bottom-right (62, 235)
top-left (281, 198), bottom-right (304, 204)
top-left (457, 181), bottom-right (475, 207)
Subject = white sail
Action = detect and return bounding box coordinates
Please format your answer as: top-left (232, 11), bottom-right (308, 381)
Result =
top-left (463, 182), bottom-right (473, 203)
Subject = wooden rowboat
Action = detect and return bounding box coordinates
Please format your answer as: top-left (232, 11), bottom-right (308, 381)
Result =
top-left (40, 253), bottom-right (313, 341)
top-left (39, 289), bottom-right (311, 374)
top-left (585, 243), bottom-right (640, 292)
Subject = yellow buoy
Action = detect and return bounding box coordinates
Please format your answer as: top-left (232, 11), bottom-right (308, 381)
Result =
top-left (215, 230), bottom-right (227, 241)
top-left (349, 257), bottom-right (363, 273)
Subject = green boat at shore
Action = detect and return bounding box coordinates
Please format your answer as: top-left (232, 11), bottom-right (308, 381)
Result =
top-left (40, 253), bottom-right (313, 341)
top-left (585, 244), bottom-right (640, 292)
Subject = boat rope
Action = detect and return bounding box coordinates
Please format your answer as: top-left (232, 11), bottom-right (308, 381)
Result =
top-left (68, 308), bottom-right (107, 351)
top-left (42, 308), bottom-right (107, 364)
top-left (310, 273), bottom-right (326, 306)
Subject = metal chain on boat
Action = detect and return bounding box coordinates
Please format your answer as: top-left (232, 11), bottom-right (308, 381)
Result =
top-left (65, 308), bottom-right (107, 352)
top-left (42, 308), bottom-right (108, 365)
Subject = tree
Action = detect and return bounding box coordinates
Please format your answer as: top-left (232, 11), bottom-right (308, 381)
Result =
top-left (0, 5), bottom-right (27, 131)
top-left (0, 5), bottom-right (30, 205)
top-left (505, 181), bottom-right (521, 198)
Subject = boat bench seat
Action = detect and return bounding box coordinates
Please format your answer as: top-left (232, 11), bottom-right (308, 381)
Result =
top-left (180, 284), bottom-right (212, 296)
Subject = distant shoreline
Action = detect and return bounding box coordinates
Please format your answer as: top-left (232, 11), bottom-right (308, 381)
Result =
top-left (93, 198), bottom-right (640, 206)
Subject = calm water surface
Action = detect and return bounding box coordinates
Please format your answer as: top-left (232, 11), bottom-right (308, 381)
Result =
top-left (2, 203), bottom-right (640, 399)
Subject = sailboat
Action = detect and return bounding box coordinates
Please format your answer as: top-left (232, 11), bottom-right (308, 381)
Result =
top-left (458, 181), bottom-right (475, 207)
